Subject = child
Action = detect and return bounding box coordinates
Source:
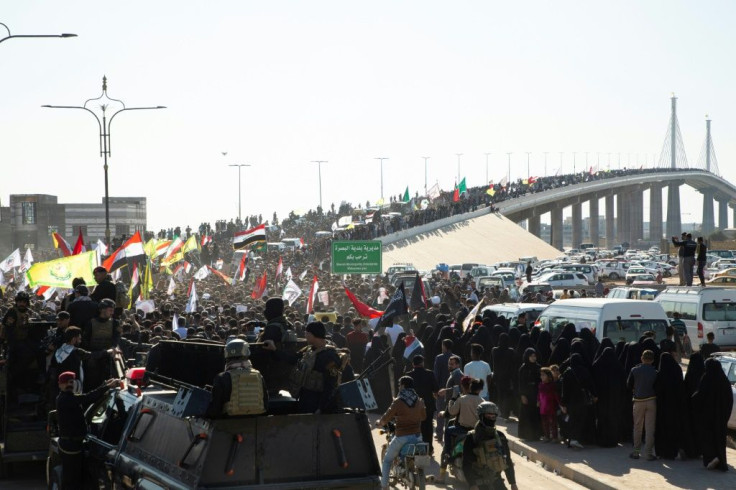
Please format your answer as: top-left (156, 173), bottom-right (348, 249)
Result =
top-left (542, 366), bottom-right (562, 442)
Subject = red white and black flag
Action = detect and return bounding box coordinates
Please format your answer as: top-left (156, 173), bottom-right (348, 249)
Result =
top-left (233, 224), bottom-right (266, 250)
top-left (103, 231), bottom-right (145, 273)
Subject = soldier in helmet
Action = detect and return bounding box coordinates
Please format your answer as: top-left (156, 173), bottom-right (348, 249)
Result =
top-left (1, 291), bottom-right (37, 395)
top-left (207, 339), bottom-right (268, 418)
top-left (293, 321), bottom-right (342, 414)
top-left (462, 401), bottom-right (518, 490)
top-left (82, 298), bottom-right (120, 390)
top-left (1, 291), bottom-right (32, 341)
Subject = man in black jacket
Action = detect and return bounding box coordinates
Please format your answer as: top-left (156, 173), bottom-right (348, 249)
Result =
top-left (56, 371), bottom-right (118, 489)
top-left (90, 266), bottom-right (116, 303)
top-left (407, 355), bottom-right (439, 452)
top-left (67, 284), bottom-right (99, 331)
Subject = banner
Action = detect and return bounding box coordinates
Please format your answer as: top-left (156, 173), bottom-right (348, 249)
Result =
top-left (282, 279), bottom-right (302, 306)
top-left (26, 250), bottom-right (99, 288)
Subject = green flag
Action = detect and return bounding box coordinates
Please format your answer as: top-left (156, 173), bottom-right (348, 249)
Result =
top-left (402, 186), bottom-right (410, 202)
top-left (458, 177), bottom-right (467, 194)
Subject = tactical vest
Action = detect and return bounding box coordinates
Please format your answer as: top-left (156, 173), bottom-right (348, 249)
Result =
top-left (292, 346), bottom-right (330, 393)
top-left (470, 429), bottom-right (508, 475)
top-left (224, 368), bottom-right (265, 416)
top-left (88, 318), bottom-right (114, 351)
top-left (8, 308), bottom-right (30, 342)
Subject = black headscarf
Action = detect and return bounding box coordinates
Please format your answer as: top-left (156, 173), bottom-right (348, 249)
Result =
top-left (548, 337), bottom-right (571, 367)
top-left (557, 322), bottom-right (577, 344)
top-left (684, 352), bottom-right (705, 397)
top-left (508, 327), bottom-right (521, 349)
top-left (594, 337), bottom-right (615, 363)
top-left (692, 358), bottom-right (734, 471)
top-left (529, 326), bottom-right (541, 346)
top-left (535, 330), bottom-right (552, 367)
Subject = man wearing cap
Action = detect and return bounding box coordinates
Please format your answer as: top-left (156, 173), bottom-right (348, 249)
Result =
top-left (56, 371), bottom-right (119, 489)
top-left (67, 284), bottom-right (99, 331)
top-left (294, 321), bottom-right (342, 414)
top-left (255, 297), bottom-right (297, 395)
top-left (90, 266), bottom-right (116, 304)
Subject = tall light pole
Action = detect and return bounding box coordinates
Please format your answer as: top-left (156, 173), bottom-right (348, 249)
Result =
top-left (455, 153), bottom-right (463, 182)
top-left (311, 160), bottom-right (327, 211)
top-left (422, 157), bottom-right (430, 195)
top-left (375, 157), bottom-right (388, 201)
top-left (0, 22), bottom-right (76, 44)
top-left (228, 164), bottom-right (252, 222)
top-left (484, 153), bottom-right (491, 184)
top-left (544, 152), bottom-right (549, 176)
top-left (573, 152), bottom-right (577, 174)
top-left (43, 76), bottom-right (165, 245)
top-left (525, 152), bottom-right (531, 180)
top-left (506, 153), bottom-right (512, 184)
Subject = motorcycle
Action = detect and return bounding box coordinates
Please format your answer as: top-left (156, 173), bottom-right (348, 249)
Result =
top-left (442, 423), bottom-right (468, 484)
top-left (380, 422), bottom-right (430, 489)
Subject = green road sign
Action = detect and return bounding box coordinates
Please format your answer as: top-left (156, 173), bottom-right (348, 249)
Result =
top-left (331, 240), bottom-right (382, 274)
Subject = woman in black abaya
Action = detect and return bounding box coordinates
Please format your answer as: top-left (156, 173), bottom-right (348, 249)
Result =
top-left (591, 347), bottom-right (626, 447)
top-left (654, 352), bottom-right (685, 459)
top-left (692, 358), bottom-right (733, 471)
top-left (492, 333), bottom-right (516, 419)
top-left (594, 337), bottom-right (615, 363)
top-left (681, 352), bottom-right (705, 459)
top-left (518, 347), bottom-right (542, 441)
top-left (548, 337), bottom-right (571, 367)
top-left (560, 353), bottom-right (597, 448)
top-left (535, 330), bottom-right (553, 367)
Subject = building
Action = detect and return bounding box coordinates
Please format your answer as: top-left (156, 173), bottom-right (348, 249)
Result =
top-left (0, 194), bottom-right (146, 256)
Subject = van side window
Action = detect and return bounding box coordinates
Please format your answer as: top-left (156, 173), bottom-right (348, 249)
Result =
top-left (602, 319), bottom-right (667, 344)
top-left (680, 303), bottom-right (696, 321)
top-left (703, 303), bottom-right (736, 322)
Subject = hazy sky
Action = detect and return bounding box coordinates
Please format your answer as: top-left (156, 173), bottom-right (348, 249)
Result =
top-left (2, 2), bottom-right (735, 232)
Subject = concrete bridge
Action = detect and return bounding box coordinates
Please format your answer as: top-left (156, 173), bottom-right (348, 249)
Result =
top-left (495, 169), bottom-right (736, 249)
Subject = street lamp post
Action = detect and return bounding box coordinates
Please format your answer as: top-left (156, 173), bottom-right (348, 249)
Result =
top-left (544, 152), bottom-right (549, 177)
top-left (573, 152), bottom-right (577, 174)
top-left (0, 22), bottom-right (76, 44)
top-left (455, 153), bottom-right (463, 182)
top-left (43, 76), bottom-right (165, 245)
top-left (311, 160), bottom-right (327, 211)
top-left (228, 164), bottom-right (252, 222)
top-left (506, 153), bottom-right (512, 184)
top-left (526, 152), bottom-right (531, 180)
top-left (484, 153), bottom-right (491, 185)
top-left (375, 157), bottom-right (388, 201)
top-left (421, 157), bottom-right (430, 195)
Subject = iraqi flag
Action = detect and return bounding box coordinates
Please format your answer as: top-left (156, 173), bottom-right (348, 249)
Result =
top-left (233, 254), bottom-right (248, 283)
top-left (251, 271), bottom-right (268, 299)
top-left (201, 235), bottom-right (213, 247)
top-left (72, 229), bottom-right (86, 255)
top-left (275, 257), bottom-right (283, 279)
top-left (379, 283), bottom-right (408, 324)
top-left (20, 248), bottom-right (34, 273)
top-left (103, 231), bottom-right (145, 273)
top-left (343, 282), bottom-right (382, 319)
top-left (402, 334), bottom-right (424, 361)
top-left (185, 281), bottom-right (198, 313)
top-left (233, 224), bottom-right (266, 250)
top-left (52, 233), bottom-right (73, 257)
top-left (306, 275), bottom-right (319, 314)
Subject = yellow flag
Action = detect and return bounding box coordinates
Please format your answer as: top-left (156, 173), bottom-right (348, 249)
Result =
top-left (486, 188), bottom-right (496, 196)
top-left (143, 260), bottom-right (154, 298)
top-left (144, 238), bottom-right (158, 258)
top-left (182, 235), bottom-right (199, 254)
top-left (26, 251), bottom-right (99, 288)
top-left (161, 252), bottom-right (183, 266)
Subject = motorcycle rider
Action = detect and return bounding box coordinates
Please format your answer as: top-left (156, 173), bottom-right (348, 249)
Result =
top-left (375, 375), bottom-right (427, 490)
top-left (462, 401), bottom-right (518, 490)
top-left (438, 377), bottom-right (484, 482)
top-left (207, 339), bottom-right (268, 417)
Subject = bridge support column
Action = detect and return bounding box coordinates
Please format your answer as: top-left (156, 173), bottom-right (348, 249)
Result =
top-left (666, 183), bottom-right (681, 237)
top-left (528, 215), bottom-right (541, 237)
top-left (605, 194), bottom-right (615, 248)
top-left (589, 198), bottom-right (599, 247)
top-left (572, 202), bottom-right (582, 248)
top-left (550, 206), bottom-right (563, 251)
top-left (617, 190), bottom-right (630, 245)
top-left (718, 199), bottom-right (728, 231)
top-left (630, 187), bottom-right (644, 244)
top-left (701, 190), bottom-right (715, 236)
top-left (649, 184), bottom-right (663, 241)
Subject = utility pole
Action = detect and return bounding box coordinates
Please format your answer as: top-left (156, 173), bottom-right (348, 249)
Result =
top-left (455, 153), bottom-right (463, 182)
top-left (506, 153), bottom-right (512, 184)
top-left (422, 156), bottom-right (430, 195)
top-left (525, 152), bottom-right (531, 180)
top-left (375, 157), bottom-right (388, 200)
top-left (484, 153), bottom-right (491, 184)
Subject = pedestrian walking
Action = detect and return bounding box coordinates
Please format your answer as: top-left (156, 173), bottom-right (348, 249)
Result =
top-left (627, 349), bottom-right (657, 460)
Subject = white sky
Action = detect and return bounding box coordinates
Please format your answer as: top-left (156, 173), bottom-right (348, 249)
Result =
top-left (2, 1), bottom-right (734, 232)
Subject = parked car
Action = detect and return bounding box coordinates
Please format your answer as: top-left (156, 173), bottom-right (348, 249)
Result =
top-left (527, 271), bottom-right (588, 288)
top-left (714, 268), bottom-right (736, 278)
top-left (705, 276), bottom-right (736, 286)
top-left (625, 266), bottom-right (658, 283)
top-left (631, 274), bottom-right (659, 286)
top-left (597, 261), bottom-right (630, 280)
top-left (607, 287), bottom-right (658, 300)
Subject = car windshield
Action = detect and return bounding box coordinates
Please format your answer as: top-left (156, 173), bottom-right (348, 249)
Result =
top-left (602, 319), bottom-right (668, 343)
top-left (703, 303), bottom-right (736, 321)
top-left (719, 360), bottom-right (736, 384)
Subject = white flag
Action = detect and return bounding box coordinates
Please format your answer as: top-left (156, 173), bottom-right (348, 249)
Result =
top-left (20, 248), bottom-right (34, 272)
top-left (0, 249), bottom-right (22, 273)
top-left (167, 277), bottom-right (176, 296)
top-left (318, 290), bottom-right (330, 306)
top-left (462, 298), bottom-right (484, 331)
top-left (282, 279), bottom-right (302, 306)
top-left (427, 183), bottom-right (441, 200)
top-left (94, 239), bottom-right (108, 255)
top-left (185, 282), bottom-right (198, 313)
top-left (193, 265), bottom-right (210, 281)
top-left (284, 267), bottom-right (293, 281)
top-left (299, 269), bottom-right (308, 281)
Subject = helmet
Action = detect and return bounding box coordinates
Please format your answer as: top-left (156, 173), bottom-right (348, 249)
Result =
top-left (99, 298), bottom-right (116, 309)
top-left (225, 339), bottom-right (250, 360)
top-left (15, 291), bottom-right (30, 302)
top-left (476, 401), bottom-right (500, 418)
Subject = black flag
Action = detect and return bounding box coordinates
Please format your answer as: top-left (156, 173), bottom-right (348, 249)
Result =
top-left (410, 273), bottom-right (427, 311)
top-left (379, 282), bottom-right (408, 325)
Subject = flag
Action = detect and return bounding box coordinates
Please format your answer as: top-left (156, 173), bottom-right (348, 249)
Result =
top-left (402, 334), bottom-right (424, 360)
top-left (452, 186), bottom-right (460, 202)
top-left (20, 248), bottom-right (34, 272)
top-left (128, 263), bottom-right (141, 308)
top-left (233, 254), bottom-right (248, 283)
top-left (167, 277), bottom-right (176, 296)
top-left (173, 261), bottom-right (192, 277)
top-left (299, 237), bottom-right (305, 249)
top-left (427, 183), bottom-right (441, 200)
top-left (282, 279), bottom-right (302, 306)
top-left (207, 266), bottom-right (233, 285)
top-left (161, 236), bottom-right (184, 265)
top-left (103, 231), bottom-right (145, 273)
top-left (284, 267), bottom-right (293, 282)
top-left (26, 250), bottom-right (99, 288)
top-left (251, 272), bottom-right (268, 299)
top-left (499, 176), bottom-right (508, 188)
top-left (462, 298), bottom-right (484, 331)
top-left (318, 290), bottom-right (329, 305)
top-left (94, 239), bottom-right (108, 255)
top-left (181, 235), bottom-right (199, 254)
top-left (72, 229), bottom-right (86, 255)
top-left (402, 186), bottom-right (410, 202)
top-left (142, 260), bottom-right (153, 299)
top-left (458, 177), bottom-right (467, 194)
top-left (201, 235), bottom-right (212, 247)
top-left (486, 187), bottom-right (496, 197)
top-left (37, 285), bottom-right (56, 301)
top-left (185, 281), bottom-right (198, 313)
top-left (275, 257), bottom-right (283, 279)
top-left (144, 238), bottom-right (157, 258)
top-left (154, 240), bottom-right (172, 258)
top-left (233, 224), bottom-right (266, 250)
top-left (528, 176), bottom-right (538, 184)
top-left (193, 265), bottom-right (210, 280)
top-left (306, 275), bottom-right (319, 313)
top-left (343, 282), bottom-right (383, 318)
top-left (299, 269), bottom-right (308, 281)
top-left (52, 233), bottom-right (73, 257)
top-left (379, 282), bottom-right (408, 324)
top-left (410, 273), bottom-right (427, 311)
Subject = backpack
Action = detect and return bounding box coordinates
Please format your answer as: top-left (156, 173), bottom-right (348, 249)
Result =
top-left (115, 281), bottom-right (130, 309)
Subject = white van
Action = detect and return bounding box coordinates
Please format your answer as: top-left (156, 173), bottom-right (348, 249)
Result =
top-left (280, 238), bottom-right (302, 250)
top-left (267, 242), bottom-right (286, 253)
top-left (482, 303), bottom-right (548, 325)
top-left (534, 298), bottom-right (670, 343)
top-left (654, 287), bottom-right (736, 351)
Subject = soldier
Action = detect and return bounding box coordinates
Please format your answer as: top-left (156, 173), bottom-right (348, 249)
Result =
top-left (294, 321), bottom-right (342, 414)
top-left (1, 291), bottom-right (37, 395)
top-left (207, 339), bottom-right (268, 417)
top-left (255, 297), bottom-right (298, 395)
top-left (82, 298), bottom-right (119, 390)
top-left (462, 402), bottom-right (518, 490)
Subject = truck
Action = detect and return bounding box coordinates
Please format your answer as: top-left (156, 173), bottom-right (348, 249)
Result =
top-left (597, 261), bottom-right (630, 280)
top-left (46, 340), bottom-right (382, 489)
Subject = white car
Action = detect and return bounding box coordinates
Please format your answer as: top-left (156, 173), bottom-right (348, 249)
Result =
top-left (631, 274), bottom-right (659, 286)
top-left (528, 271), bottom-right (588, 288)
top-left (625, 266), bottom-right (658, 282)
